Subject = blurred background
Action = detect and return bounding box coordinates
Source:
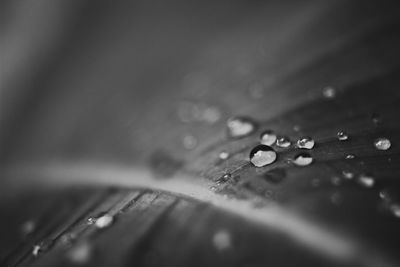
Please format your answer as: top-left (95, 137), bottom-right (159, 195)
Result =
top-left (1, 1), bottom-right (400, 266)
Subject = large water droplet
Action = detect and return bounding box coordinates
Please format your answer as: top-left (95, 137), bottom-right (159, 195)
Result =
top-left (337, 131), bottom-right (348, 141)
top-left (296, 137), bottom-right (315, 149)
top-left (226, 116), bottom-right (256, 138)
top-left (276, 136), bottom-right (291, 148)
top-left (322, 86), bottom-right (336, 99)
top-left (374, 138), bottom-right (391, 150)
top-left (358, 174), bottom-right (375, 188)
top-left (249, 145), bottom-right (277, 167)
top-left (212, 230), bottom-right (231, 251)
top-left (260, 130), bottom-right (277, 146)
top-left (293, 153), bottom-right (313, 166)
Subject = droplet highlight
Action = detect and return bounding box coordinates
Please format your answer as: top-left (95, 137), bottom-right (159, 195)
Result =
top-left (337, 131), bottom-right (348, 141)
top-left (276, 136), bottom-right (291, 148)
top-left (358, 174), bottom-right (375, 188)
top-left (322, 86), bottom-right (336, 99)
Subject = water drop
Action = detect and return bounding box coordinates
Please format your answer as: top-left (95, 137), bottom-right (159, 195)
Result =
top-left (389, 204), bottom-right (400, 218)
top-left (374, 137), bottom-right (391, 150)
top-left (358, 174), bottom-right (375, 188)
top-left (212, 230), bottom-right (231, 251)
top-left (293, 153), bottom-right (313, 166)
top-left (226, 116), bottom-right (256, 138)
top-left (216, 173), bottom-right (231, 185)
top-left (276, 136), bottom-right (291, 148)
top-left (331, 176), bottom-right (342, 186)
top-left (342, 170), bottom-right (354, 179)
top-left (249, 145), bottom-right (277, 167)
top-left (202, 106), bottom-right (221, 124)
top-left (32, 245), bottom-right (41, 257)
top-left (379, 190), bottom-right (391, 201)
top-left (337, 131), bottom-right (348, 141)
top-left (218, 151), bottom-right (229, 160)
top-left (296, 137), bottom-right (315, 149)
top-left (260, 130), bottom-right (277, 146)
top-left (322, 86), bottom-right (336, 98)
top-left (95, 214), bottom-right (114, 229)
top-left (67, 242), bottom-right (92, 264)
top-left (345, 154), bottom-right (355, 159)
top-left (293, 125), bottom-right (301, 132)
top-left (21, 220), bottom-right (35, 236)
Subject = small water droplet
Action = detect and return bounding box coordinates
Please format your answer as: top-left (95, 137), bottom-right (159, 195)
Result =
top-left (358, 174), bottom-right (375, 188)
top-left (293, 153), bottom-right (313, 166)
top-left (345, 154), bottom-right (355, 159)
top-left (32, 245), bottom-right (41, 257)
top-left (260, 130), bottom-right (277, 146)
top-left (249, 145), bottom-right (277, 167)
top-left (296, 137), bottom-right (315, 149)
top-left (322, 86), bottom-right (336, 98)
top-left (21, 220), bottom-right (35, 236)
top-left (210, 186), bottom-right (218, 192)
top-left (389, 204), bottom-right (400, 218)
top-left (330, 192), bottom-right (343, 205)
top-left (374, 138), bottom-right (391, 150)
top-left (371, 113), bottom-right (381, 125)
top-left (218, 151), bottom-right (229, 160)
top-left (342, 170), bottom-right (354, 179)
top-left (293, 125), bottom-right (301, 132)
top-left (276, 136), bottom-right (291, 148)
top-left (337, 131), bottom-right (348, 141)
top-left (212, 230), bottom-right (231, 251)
top-left (226, 116), bottom-right (256, 138)
top-left (216, 173), bottom-right (231, 185)
top-left (331, 176), bottom-right (342, 186)
top-left (182, 135), bottom-right (197, 150)
top-left (379, 190), bottom-right (392, 201)
top-left (67, 242), bottom-right (92, 264)
top-left (94, 214), bottom-right (114, 229)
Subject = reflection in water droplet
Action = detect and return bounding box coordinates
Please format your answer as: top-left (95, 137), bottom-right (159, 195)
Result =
top-left (219, 151), bottom-right (229, 160)
top-left (249, 145), bottom-right (277, 167)
top-left (95, 214), bottom-right (114, 229)
top-left (358, 174), bottom-right (375, 188)
top-left (212, 230), bottom-right (231, 251)
top-left (322, 86), bottom-right (336, 98)
top-left (374, 138), bottom-right (391, 150)
top-left (296, 137), bottom-right (315, 149)
top-left (345, 154), bottom-right (355, 159)
top-left (342, 170), bottom-right (354, 179)
top-left (260, 130), bottom-right (277, 146)
top-left (390, 204), bottom-right (400, 218)
top-left (183, 135), bottom-right (197, 150)
top-left (337, 131), bottom-right (348, 141)
top-left (276, 136), bottom-right (291, 148)
top-left (226, 116), bottom-right (256, 138)
top-left (293, 153), bottom-right (313, 166)
top-left (67, 242), bottom-right (92, 264)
